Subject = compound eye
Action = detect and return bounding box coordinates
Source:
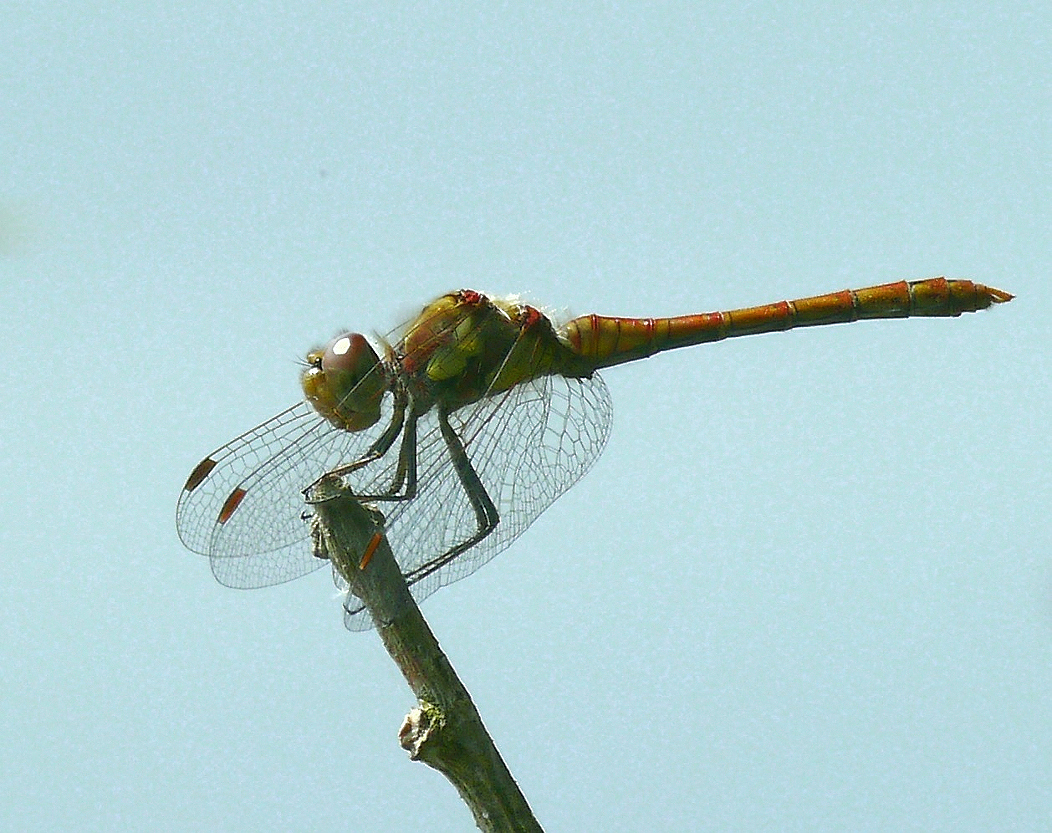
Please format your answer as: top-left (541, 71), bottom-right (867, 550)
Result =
top-left (318, 332), bottom-right (384, 420)
top-left (321, 333), bottom-right (377, 379)
top-left (302, 333), bottom-right (384, 432)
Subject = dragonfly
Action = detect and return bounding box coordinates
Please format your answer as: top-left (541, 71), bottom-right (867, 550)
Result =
top-left (177, 277), bottom-right (1011, 630)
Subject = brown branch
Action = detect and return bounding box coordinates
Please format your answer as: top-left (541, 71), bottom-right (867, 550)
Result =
top-left (310, 479), bottom-right (543, 833)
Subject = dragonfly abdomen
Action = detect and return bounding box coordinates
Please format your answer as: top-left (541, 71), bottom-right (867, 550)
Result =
top-left (563, 278), bottom-right (1012, 370)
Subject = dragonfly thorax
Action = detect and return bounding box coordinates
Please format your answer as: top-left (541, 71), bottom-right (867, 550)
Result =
top-left (302, 332), bottom-right (387, 432)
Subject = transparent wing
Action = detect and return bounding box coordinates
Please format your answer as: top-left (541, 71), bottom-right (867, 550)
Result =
top-left (177, 295), bottom-right (613, 628)
top-left (175, 398), bottom-right (398, 588)
top-left (339, 370), bottom-right (612, 630)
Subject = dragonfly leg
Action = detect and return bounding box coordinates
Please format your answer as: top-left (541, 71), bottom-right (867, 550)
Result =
top-left (305, 388), bottom-right (417, 505)
top-left (329, 402), bottom-right (421, 504)
top-left (383, 408), bottom-right (419, 499)
top-left (402, 404), bottom-right (500, 586)
top-left (319, 388), bottom-right (408, 484)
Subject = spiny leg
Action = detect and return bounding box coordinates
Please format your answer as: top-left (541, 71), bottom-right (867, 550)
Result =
top-left (309, 388), bottom-right (407, 486)
top-left (378, 407), bottom-right (419, 500)
top-left (325, 398), bottom-right (421, 504)
top-left (305, 389), bottom-right (418, 503)
top-left (403, 403), bottom-right (500, 585)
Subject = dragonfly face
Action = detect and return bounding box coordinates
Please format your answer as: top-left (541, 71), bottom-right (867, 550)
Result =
top-left (302, 332), bottom-right (386, 432)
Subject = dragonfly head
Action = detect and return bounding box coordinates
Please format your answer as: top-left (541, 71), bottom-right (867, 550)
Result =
top-left (302, 333), bottom-right (385, 431)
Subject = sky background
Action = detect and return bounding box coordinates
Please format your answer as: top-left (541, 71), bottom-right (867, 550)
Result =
top-left (2, 2), bottom-right (1049, 830)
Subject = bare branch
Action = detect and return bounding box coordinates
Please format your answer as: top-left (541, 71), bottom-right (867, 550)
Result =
top-left (311, 481), bottom-right (543, 833)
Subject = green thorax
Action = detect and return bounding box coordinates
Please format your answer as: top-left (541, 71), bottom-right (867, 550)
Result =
top-left (397, 290), bottom-right (583, 411)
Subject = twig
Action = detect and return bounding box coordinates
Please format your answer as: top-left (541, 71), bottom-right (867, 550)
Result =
top-left (310, 480), bottom-right (544, 833)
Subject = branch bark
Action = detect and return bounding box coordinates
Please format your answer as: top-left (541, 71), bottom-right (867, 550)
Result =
top-left (310, 479), bottom-right (543, 833)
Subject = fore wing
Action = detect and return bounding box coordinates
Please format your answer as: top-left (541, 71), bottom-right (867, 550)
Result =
top-left (176, 400), bottom-right (396, 588)
top-left (339, 370), bottom-right (613, 630)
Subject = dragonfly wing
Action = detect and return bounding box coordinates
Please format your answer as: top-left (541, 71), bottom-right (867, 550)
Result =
top-left (176, 398), bottom-right (399, 588)
top-left (341, 371), bottom-right (613, 629)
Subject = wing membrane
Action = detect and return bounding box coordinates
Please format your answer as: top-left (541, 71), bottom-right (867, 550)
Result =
top-left (176, 399), bottom-right (397, 587)
top-left (177, 295), bottom-right (613, 626)
top-left (341, 370), bottom-right (612, 629)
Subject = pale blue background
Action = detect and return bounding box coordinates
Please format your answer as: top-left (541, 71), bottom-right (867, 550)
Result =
top-left (2, 3), bottom-right (1048, 831)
